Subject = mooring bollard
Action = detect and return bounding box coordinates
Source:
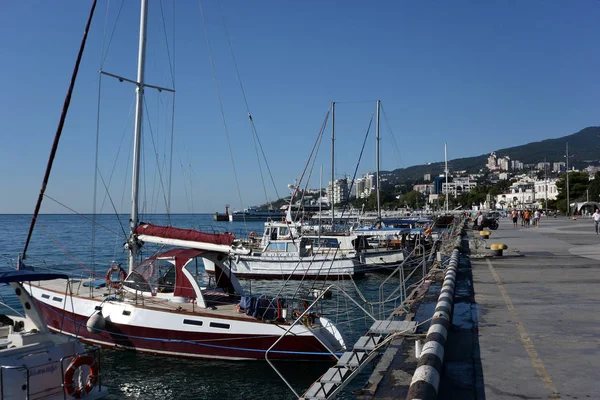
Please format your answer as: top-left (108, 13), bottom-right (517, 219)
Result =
top-left (490, 243), bottom-right (508, 256)
top-left (407, 249), bottom-right (460, 400)
top-left (479, 230), bottom-right (490, 239)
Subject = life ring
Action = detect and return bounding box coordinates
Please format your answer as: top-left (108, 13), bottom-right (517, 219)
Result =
top-left (105, 265), bottom-right (126, 289)
top-left (248, 231), bottom-right (258, 240)
top-left (63, 355), bottom-right (99, 399)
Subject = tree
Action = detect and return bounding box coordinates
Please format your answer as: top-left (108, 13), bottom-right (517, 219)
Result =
top-left (555, 171), bottom-right (589, 213)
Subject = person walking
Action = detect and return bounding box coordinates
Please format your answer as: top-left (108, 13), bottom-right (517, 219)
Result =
top-left (476, 211), bottom-right (484, 230)
top-left (533, 209), bottom-right (540, 227)
top-left (593, 208), bottom-right (600, 234)
top-left (524, 209), bottom-right (531, 227)
top-left (511, 209), bottom-right (518, 228)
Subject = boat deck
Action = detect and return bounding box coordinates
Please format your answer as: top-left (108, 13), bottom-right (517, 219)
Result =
top-left (30, 279), bottom-right (264, 321)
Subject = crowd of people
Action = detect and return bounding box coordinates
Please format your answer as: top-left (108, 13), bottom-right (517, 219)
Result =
top-left (510, 209), bottom-right (542, 228)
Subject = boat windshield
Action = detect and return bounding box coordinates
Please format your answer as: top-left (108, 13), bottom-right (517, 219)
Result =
top-left (125, 258), bottom-right (173, 294)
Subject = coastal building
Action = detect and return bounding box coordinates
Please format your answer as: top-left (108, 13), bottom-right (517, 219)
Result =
top-left (495, 176), bottom-right (558, 209)
top-left (511, 160), bottom-right (524, 170)
top-left (486, 152), bottom-right (497, 170)
top-left (432, 175), bottom-right (445, 194)
top-left (552, 162), bottom-right (565, 172)
top-left (424, 173), bottom-right (431, 181)
top-left (327, 178), bottom-right (349, 205)
top-left (498, 156), bottom-right (510, 171)
top-left (442, 177), bottom-right (477, 196)
top-left (534, 179), bottom-right (558, 201)
top-left (413, 184), bottom-right (434, 194)
top-left (536, 162), bottom-right (550, 171)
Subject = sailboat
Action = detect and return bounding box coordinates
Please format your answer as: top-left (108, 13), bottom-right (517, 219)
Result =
top-left (22, 0), bottom-right (346, 361)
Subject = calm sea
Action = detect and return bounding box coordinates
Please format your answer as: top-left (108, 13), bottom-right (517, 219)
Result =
top-left (0, 214), bottom-right (392, 400)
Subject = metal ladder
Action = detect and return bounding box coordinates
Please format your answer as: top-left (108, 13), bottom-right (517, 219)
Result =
top-left (301, 320), bottom-right (416, 399)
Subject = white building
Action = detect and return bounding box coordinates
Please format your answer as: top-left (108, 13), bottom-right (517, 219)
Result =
top-left (442, 177), bottom-right (478, 196)
top-left (534, 179), bottom-right (558, 201)
top-left (498, 156), bottom-right (510, 171)
top-left (486, 152), bottom-right (497, 170)
top-left (552, 162), bottom-right (565, 172)
top-left (413, 184), bottom-right (434, 194)
top-left (495, 177), bottom-right (558, 209)
top-left (511, 160), bottom-right (524, 170)
top-left (327, 178), bottom-right (349, 205)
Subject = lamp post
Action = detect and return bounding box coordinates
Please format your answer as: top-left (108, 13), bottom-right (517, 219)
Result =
top-left (564, 142), bottom-right (574, 217)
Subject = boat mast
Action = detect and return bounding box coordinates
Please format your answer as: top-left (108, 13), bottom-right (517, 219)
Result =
top-left (444, 143), bottom-right (449, 212)
top-left (376, 100), bottom-right (381, 222)
top-left (331, 101), bottom-right (335, 228)
top-left (128, 0), bottom-right (149, 274)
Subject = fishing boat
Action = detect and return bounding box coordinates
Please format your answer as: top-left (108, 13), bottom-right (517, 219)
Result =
top-left (22, 0), bottom-right (346, 361)
top-left (0, 269), bottom-right (108, 399)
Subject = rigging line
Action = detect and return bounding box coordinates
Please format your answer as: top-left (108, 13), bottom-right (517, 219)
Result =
top-left (143, 96), bottom-right (171, 221)
top-left (159, 0), bottom-right (176, 215)
top-left (91, 69), bottom-right (103, 274)
top-left (35, 221), bottom-right (95, 275)
top-left (100, 0), bottom-right (126, 69)
top-left (43, 194), bottom-right (123, 238)
top-left (158, 0), bottom-right (175, 86)
top-left (332, 100), bottom-right (378, 104)
top-left (95, 169), bottom-right (129, 239)
top-left (216, 1), bottom-right (279, 203)
top-left (288, 108), bottom-right (331, 218)
top-left (98, 93), bottom-right (136, 214)
top-left (197, 0), bottom-right (246, 218)
top-left (168, 0), bottom-right (177, 214)
top-left (250, 120), bottom-right (271, 209)
top-left (380, 104), bottom-right (404, 167)
top-left (314, 114), bottom-right (374, 293)
top-left (22, 0), bottom-right (98, 260)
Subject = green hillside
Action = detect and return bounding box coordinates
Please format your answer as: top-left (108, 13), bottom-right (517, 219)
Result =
top-left (385, 126), bottom-right (600, 182)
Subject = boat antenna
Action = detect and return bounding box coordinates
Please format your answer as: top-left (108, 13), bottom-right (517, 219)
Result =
top-left (21, 0), bottom-right (99, 265)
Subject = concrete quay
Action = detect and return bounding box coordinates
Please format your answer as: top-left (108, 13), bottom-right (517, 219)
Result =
top-left (362, 216), bottom-right (600, 399)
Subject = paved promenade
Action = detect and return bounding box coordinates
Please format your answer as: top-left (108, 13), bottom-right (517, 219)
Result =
top-left (471, 216), bottom-right (600, 399)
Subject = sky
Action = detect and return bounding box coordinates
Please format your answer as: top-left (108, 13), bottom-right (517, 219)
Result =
top-left (1, 1), bottom-right (599, 214)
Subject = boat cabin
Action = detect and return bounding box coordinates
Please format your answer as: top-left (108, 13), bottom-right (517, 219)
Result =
top-left (122, 248), bottom-right (244, 308)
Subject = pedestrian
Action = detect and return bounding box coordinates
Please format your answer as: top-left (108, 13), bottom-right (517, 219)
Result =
top-left (511, 209), bottom-right (518, 228)
top-left (593, 208), bottom-right (600, 234)
top-left (524, 209), bottom-right (531, 227)
top-left (520, 210), bottom-right (525, 226)
top-left (476, 211), bottom-right (484, 230)
top-left (533, 209), bottom-right (540, 227)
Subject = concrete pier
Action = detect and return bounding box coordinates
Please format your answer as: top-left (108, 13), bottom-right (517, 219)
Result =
top-left (364, 216), bottom-right (600, 399)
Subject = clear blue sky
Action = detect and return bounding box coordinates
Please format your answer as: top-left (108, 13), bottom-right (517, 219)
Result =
top-left (1, 1), bottom-right (599, 214)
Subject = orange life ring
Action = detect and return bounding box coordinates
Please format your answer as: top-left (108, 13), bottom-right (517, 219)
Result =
top-left (63, 355), bottom-right (99, 399)
top-left (105, 265), bottom-right (126, 289)
top-left (248, 231), bottom-right (258, 239)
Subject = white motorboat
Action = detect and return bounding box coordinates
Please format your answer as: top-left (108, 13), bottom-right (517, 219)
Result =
top-left (0, 269), bottom-right (108, 400)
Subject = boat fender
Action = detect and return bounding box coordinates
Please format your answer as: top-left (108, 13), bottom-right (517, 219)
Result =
top-left (86, 311), bottom-right (106, 334)
top-left (105, 265), bottom-right (127, 289)
top-left (63, 355), bottom-right (99, 399)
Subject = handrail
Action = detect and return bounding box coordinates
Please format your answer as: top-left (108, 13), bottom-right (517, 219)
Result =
top-left (265, 283), bottom-right (377, 398)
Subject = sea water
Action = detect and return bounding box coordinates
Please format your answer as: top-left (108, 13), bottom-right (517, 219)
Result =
top-left (0, 213), bottom-right (393, 399)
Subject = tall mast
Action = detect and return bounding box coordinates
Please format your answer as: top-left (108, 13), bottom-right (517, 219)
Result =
top-left (566, 142), bottom-right (570, 217)
top-left (444, 143), bottom-right (449, 212)
top-left (376, 100), bottom-right (381, 221)
top-left (331, 101), bottom-right (335, 227)
top-left (128, 0), bottom-right (149, 274)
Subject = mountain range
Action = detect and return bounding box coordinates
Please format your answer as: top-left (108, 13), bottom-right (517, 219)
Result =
top-left (384, 126), bottom-right (600, 183)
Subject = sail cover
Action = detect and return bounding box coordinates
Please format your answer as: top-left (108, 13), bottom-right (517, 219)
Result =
top-left (135, 223), bottom-right (235, 246)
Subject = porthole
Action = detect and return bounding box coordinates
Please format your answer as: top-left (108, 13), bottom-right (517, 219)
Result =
top-left (15, 288), bottom-right (21, 296)
top-left (24, 302), bottom-right (31, 310)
